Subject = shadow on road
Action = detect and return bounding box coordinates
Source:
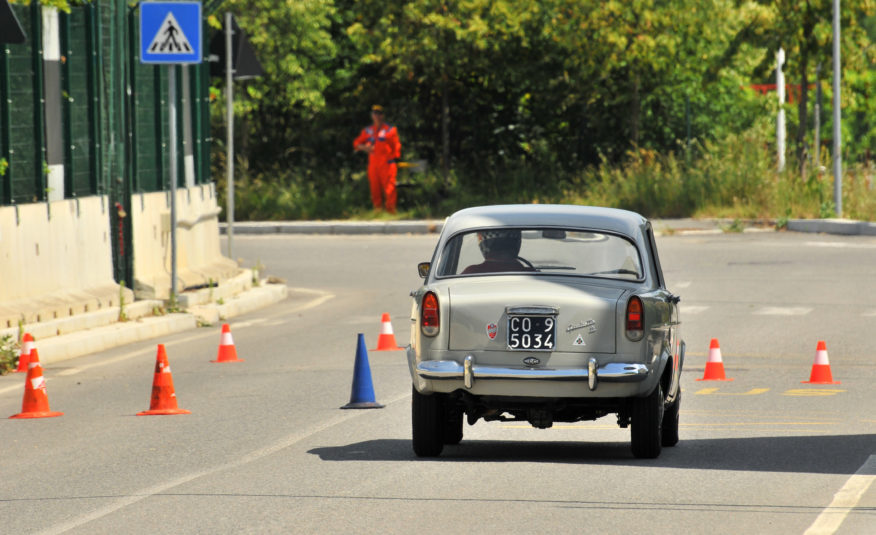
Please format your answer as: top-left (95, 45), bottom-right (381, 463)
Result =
top-left (307, 433), bottom-right (876, 474)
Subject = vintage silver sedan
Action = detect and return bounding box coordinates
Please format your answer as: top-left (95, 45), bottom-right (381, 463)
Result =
top-left (408, 205), bottom-right (683, 458)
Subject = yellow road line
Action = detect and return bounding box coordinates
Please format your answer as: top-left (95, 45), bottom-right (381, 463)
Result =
top-left (783, 389), bottom-right (846, 397)
top-left (695, 387), bottom-right (770, 396)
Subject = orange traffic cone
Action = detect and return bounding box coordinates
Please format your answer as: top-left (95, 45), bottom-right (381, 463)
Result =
top-left (373, 313), bottom-right (403, 351)
top-left (137, 344), bottom-right (190, 415)
top-left (802, 341), bottom-right (840, 384)
top-left (14, 332), bottom-right (34, 373)
top-left (212, 324), bottom-right (243, 363)
top-left (696, 338), bottom-right (734, 381)
top-left (10, 349), bottom-right (63, 419)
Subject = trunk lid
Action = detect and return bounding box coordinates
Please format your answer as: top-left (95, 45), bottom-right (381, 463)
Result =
top-left (447, 277), bottom-right (624, 354)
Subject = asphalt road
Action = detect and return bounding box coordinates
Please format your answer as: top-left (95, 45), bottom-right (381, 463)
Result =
top-left (1, 231), bottom-right (874, 534)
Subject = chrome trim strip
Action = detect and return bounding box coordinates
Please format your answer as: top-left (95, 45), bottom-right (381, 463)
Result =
top-left (416, 360), bottom-right (649, 382)
top-left (505, 306), bottom-right (559, 315)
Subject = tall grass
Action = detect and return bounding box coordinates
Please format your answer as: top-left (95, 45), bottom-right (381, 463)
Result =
top-left (569, 127), bottom-right (876, 221)
top-left (218, 126), bottom-right (876, 222)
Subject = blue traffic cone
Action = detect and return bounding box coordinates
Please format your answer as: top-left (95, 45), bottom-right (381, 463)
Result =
top-left (341, 334), bottom-right (384, 409)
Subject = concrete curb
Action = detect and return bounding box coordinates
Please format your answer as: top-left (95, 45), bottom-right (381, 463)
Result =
top-left (28, 283), bottom-right (289, 366)
top-left (220, 221), bottom-right (444, 235)
top-left (221, 217), bottom-right (876, 238)
top-left (38, 313), bottom-right (197, 365)
top-left (787, 219), bottom-right (876, 236)
top-left (223, 218), bottom-right (776, 237)
top-left (0, 299), bottom-right (163, 342)
top-left (188, 283), bottom-right (289, 325)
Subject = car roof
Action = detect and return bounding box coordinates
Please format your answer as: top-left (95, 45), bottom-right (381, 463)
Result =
top-left (442, 205), bottom-right (649, 239)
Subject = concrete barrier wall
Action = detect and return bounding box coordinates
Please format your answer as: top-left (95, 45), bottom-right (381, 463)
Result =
top-left (131, 183), bottom-right (238, 299)
top-left (0, 196), bottom-right (125, 328)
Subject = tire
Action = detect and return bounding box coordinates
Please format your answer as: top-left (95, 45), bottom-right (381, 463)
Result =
top-left (412, 387), bottom-right (444, 457)
top-left (443, 405), bottom-right (464, 445)
top-left (631, 382), bottom-right (664, 459)
top-left (661, 390), bottom-right (680, 447)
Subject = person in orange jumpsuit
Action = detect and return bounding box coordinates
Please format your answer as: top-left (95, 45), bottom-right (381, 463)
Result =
top-left (353, 105), bottom-right (401, 213)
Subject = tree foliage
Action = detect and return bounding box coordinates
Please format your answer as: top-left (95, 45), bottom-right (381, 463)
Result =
top-left (217, 0), bottom-right (876, 192)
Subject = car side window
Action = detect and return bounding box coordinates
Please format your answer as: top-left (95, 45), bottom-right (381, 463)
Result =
top-left (646, 225), bottom-right (665, 288)
top-left (437, 235), bottom-right (462, 276)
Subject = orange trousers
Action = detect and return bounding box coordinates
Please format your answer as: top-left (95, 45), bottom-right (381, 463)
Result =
top-left (369, 161), bottom-right (397, 213)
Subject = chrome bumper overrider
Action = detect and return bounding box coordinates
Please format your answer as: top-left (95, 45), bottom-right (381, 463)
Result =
top-left (416, 357), bottom-right (650, 390)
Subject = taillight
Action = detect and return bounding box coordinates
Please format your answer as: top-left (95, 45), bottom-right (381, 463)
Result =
top-left (626, 296), bottom-right (644, 341)
top-left (421, 292), bottom-right (439, 336)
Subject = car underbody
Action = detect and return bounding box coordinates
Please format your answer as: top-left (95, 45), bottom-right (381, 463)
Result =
top-left (447, 391), bottom-right (635, 429)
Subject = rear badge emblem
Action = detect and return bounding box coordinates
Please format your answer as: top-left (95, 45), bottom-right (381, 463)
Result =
top-left (573, 334), bottom-right (586, 346)
top-left (523, 357), bottom-right (540, 366)
top-left (486, 323), bottom-right (498, 340)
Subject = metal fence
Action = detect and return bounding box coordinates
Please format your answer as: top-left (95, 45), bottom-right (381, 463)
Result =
top-left (0, 0), bottom-right (212, 206)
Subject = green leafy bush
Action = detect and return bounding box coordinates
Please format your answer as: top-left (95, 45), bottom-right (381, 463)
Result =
top-left (221, 124), bottom-right (876, 222)
top-left (0, 335), bottom-right (20, 375)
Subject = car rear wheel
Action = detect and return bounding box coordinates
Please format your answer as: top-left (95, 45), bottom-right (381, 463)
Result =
top-left (443, 406), bottom-right (464, 445)
top-left (412, 387), bottom-right (444, 457)
top-left (661, 390), bottom-right (680, 447)
top-left (631, 383), bottom-right (664, 459)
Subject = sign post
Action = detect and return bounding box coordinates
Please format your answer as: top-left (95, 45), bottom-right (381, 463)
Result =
top-left (208, 13), bottom-right (264, 258)
top-left (140, 1), bottom-right (202, 305)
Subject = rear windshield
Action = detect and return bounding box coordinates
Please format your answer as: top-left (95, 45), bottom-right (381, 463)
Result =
top-left (437, 228), bottom-right (643, 280)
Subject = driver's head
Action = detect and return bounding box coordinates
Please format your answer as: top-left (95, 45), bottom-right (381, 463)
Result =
top-left (477, 230), bottom-right (522, 260)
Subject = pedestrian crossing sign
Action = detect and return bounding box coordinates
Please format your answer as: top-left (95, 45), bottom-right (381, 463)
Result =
top-left (140, 2), bottom-right (202, 64)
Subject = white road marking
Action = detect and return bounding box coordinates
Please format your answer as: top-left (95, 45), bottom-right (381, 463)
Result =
top-left (230, 318), bottom-right (267, 329)
top-left (0, 384), bottom-right (18, 396)
top-left (675, 281), bottom-right (692, 289)
top-left (804, 454), bottom-right (876, 535)
top-left (682, 305), bottom-right (709, 315)
top-left (763, 240), bottom-right (876, 250)
top-left (37, 389), bottom-right (411, 535)
top-left (862, 310), bottom-right (876, 317)
top-left (804, 241), bottom-right (876, 250)
top-left (753, 306), bottom-right (812, 316)
top-left (678, 229), bottom-right (723, 236)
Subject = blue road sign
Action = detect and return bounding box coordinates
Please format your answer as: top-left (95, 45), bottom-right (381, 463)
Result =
top-left (140, 2), bottom-right (202, 64)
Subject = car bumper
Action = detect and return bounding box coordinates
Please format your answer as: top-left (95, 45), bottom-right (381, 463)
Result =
top-left (408, 346), bottom-right (670, 398)
top-left (417, 359), bottom-right (648, 383)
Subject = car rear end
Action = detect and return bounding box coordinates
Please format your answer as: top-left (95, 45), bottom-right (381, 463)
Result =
top-left (409, 276), bottom-right (666, 400)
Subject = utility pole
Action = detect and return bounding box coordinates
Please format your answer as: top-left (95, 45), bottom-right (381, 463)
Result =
top-left (813, 63), bottom-right (822, 171)
top-left (776, 48), bottom-right (786, 173)
top-left (832, 0), bottom-right (842, 216)
top-left (814, 64), bottom-right (821, 169)
top-left (225, 12), bottom-right (235, 257)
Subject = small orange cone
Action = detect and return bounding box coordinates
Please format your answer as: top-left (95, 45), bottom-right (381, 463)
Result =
top-left (212, 324), bottom-right (243, 363)
top-left (373, 313), bottom-right (404, 351)
top-left (10, 349), bottom-right (63, 419)
top-left (137, 344), bottom-right (190, 415)
top-left (14, 332), bottom-right (34, 373)
top-left (802, 341), bottom-right (840, 384)
top-left (696, 338), bottom-right (734, 381)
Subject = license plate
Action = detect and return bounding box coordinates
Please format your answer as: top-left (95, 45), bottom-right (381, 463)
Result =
top-left (507, 315), bottom-right (556, 351)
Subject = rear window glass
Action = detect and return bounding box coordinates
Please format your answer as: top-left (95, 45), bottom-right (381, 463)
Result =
top-left (437, 228), bottom-right (642, 280)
